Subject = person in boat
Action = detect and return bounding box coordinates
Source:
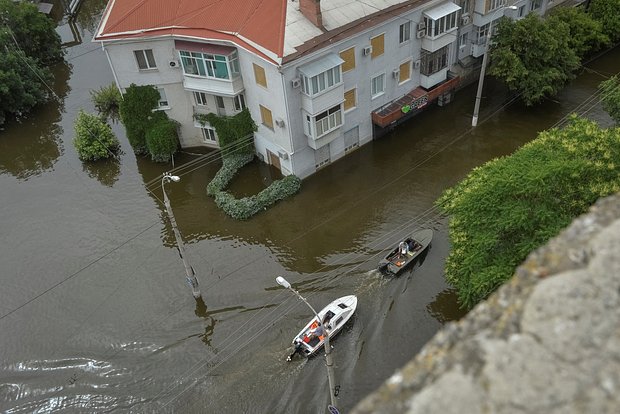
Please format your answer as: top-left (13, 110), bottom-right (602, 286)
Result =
top-left (286, 339), bottom-right (304, 361)
top-left (399, 241), bottom-right (409, 256)
top-left (308, 321), bottom-right (325, 341)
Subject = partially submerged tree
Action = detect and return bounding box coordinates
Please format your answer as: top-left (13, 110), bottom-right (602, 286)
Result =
top-left (599, 75), bottom-right (620, 124)
top-left (589, 0), bottom-right (620, 43)
top-left (489, 14), bottom-right (580, 106)
top-left (0, 0), bottom-right (63, 125)
top-left (91, 84), bottom-right (122, 122)
top-left (119, 84), bottom-right (161, 154)
top-left (438, 116), bottom-right (620, 308)
top-left (548, 6), bottom-right (609, 58)
top-left (145, 118), bottom-right (179, 162)
top-left (73, 110), bottom-right (120, 161)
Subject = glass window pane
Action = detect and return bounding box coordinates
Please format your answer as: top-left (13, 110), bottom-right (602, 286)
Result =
top-left (146, 50), bottom-right (156, 67)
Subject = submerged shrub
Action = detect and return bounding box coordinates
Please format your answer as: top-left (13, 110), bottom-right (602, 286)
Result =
top-left (73, 110), bottom-right (119, 161)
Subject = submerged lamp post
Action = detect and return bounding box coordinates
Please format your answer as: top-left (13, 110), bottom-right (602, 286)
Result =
top-left (162, 172), bottom-right (202, 300)
top-left (276, 276), bottom-right (337, 409)
top-left (471, 5), bottom-right (518, 127)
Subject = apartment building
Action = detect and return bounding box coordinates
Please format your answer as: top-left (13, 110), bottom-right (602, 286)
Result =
top-left (94, 0), bottom-right (552, 179)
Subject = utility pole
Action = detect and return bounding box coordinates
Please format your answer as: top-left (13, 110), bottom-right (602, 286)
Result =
top-left (276, 277), bottom-right (338, 409)
top-left (162, 172), bottom-right (202, 300)
top-left (472, 5), bottom-right (518, 127)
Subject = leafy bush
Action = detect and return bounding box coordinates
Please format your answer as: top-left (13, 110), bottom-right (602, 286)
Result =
top-left (206, 153), bottom-right (255, 195)
top-left (437, 116), bottom-right (620, 309)
top-left (196, 109), bottom-right (257, 156)
top-left (213, 175), bottom-right (302, 220)
top-left (119, 84), bottom-right (161, 154)
top-left (146, 118), bottom-right (179, 162)
top-left (73, 110), bottom-right (120, 161)
top-left (91, 84), bottom-right (122, 122)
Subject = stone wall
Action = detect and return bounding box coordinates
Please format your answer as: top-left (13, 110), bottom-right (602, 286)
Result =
top-left (352, 193), bottom-right (620, 414)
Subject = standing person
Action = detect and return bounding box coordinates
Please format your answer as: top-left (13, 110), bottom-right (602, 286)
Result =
top-left (287, 339), bottom-right (304, 361)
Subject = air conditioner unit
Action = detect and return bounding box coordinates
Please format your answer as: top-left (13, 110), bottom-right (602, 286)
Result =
top-left (278, 150), bottom-right (289, 160)
top-left (275, 118), bottom-right (285, 128)
top-left (461, 15), bottom-right (470, 25)
top-left (417, 22), bottom-right (426, 31)
top-left (168, 59), bottom-right (180, 68)
top-left (362, 45), bottom-right (373, 56)
top-left (416, 29), bottom-right (426, 39)
top-left (414, 59), bottom-right (421, 69)
top-left (291, 78), bottom-right (301, 88)
top-left (392, 69), bottom-right (400, 79)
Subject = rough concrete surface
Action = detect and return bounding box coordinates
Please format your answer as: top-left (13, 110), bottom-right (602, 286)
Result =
top-left (352, 193), bottom-right (620, 414)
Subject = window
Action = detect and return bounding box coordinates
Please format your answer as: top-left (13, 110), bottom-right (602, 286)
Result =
top-left (314, 105), bottom-right (342, 137)
top-left (399, 22), bottom-right (411, 44)
top-left (420, 46), bottom-right (448, 76)
top-left (201, 127), bottom-right (217, 143)
top-left (530, 0), bottom-right (542, 11)
top-left (370, 34), bottom-right (384, 59)
top-left (344, 127), bottom-right (359, 153)
top-left (371, 73), bottom-right (385, 98)
top-left (489, 0), bottom-right (506, 12)
top-left (216, 96), bottom-right (225, 110)
top-left (157, 88), bottom-right (169, 108)
top-left (134, 49), bottom-right (156, 70)
top-left (461, 0), bottom-right (470, 14)
top-left (259, 105), bottom-right (273, 129)
top-left (194, 91), bottom-right (208, 106)
top-left (424, 10), bottom-right (459, 38)
top-left (344, 88), bottom-right (356, 111)
top-left (340, 47), bottom-right (356, 73)
top-left (234, 94), bottom-right (246, 111)
top-left (254, 63), bottom-right (267, 88)
top-left (314, 145), bottom-right (330, 169)
top-left (399, 60), bottom-right (411, 83)
top-left (518, 5), bottom-right (526, 17)
top-left (300, 66), bottom-right (341, 96)
top-left (459, 32), bottom-right (469, 48)
top-left (179, 50), bottom-right (239, 80)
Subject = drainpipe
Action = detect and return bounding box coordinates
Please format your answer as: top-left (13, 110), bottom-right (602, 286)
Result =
top-left (279, 66), bottom-right (296, 176)
top-left (101, 42), bottom-right (122, 97)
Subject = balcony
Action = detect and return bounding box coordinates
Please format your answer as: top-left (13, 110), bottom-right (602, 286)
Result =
top-left (183, 76), bottom-right (244, 97)
top-left (471, 37), bottom-right (488, 58)
top-left (371, 74), bottom-right (460, 128)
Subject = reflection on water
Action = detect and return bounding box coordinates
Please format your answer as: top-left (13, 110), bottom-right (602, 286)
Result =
top-left (81, 157), bottom-right (122, 187)
top-left (427, 288), bottom-right (469, 324)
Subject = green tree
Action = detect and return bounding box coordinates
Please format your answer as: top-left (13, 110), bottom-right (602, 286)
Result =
top-left (589, 0), bottom-right (620, 43)
top-left (489, 14), bottom-right (580, 106)
top-left (548, 6), bottom-right (609, 58)
top-left (91, 84), bottom-right (122, 122)
top-left (0, 48), bottom-right (53, 125)
top-left (437, 116), bottom-right (620, 308)
top-left (0, 0), bottom-right (63, 65)
top-left (599, 75), bottom-right (620, 124)
top-left (198, 108), bottom-right (257, 157)
top-left (145, 118), bottom-right (179, 162)
top-left (119, 84), bottom-right (162, 154)
top-left (73, 110), bottom-right (120, 161)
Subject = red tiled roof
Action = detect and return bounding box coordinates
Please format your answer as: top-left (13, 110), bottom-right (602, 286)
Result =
top-left (95, 0), bottom-right (287, 62)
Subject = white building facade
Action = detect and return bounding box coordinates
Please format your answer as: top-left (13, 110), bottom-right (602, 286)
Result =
top-left (95, 0), bottom-right (556, 179)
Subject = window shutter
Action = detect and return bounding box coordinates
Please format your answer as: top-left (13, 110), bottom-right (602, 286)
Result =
top-left (399, 61), bottom-right (411, 83)
top-left (260, 105), bottom-right (273, 129)
top-left (339, 47), bottom-right (356, 72)
top-left (253, 63), bottom-right (267, 88)
top-left (344, 88), bottom-right (356, 110)
top-left (371, 34), bottom-right (384, 59)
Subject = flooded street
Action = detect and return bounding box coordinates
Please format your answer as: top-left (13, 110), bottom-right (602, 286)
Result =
top-left (1, 2), bottom-right (617, 412)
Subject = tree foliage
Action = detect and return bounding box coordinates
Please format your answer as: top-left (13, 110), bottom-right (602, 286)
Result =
top-left (145, 118), bottom-right (179, 162)
top-left (0, 0), bottom-right (63, 125)
top-left (599, 75), bottom-right (620, 124)
top-left (589, 0), bottom-right (620, 43)
top-left (489, 14), bottom-right (581, 106)
top-left (437, 116), bottom-right (620, 308)
top-left (548, 6), bottom-right (609, 58)
top-left (0, 0), bottom-right (63, 65)
top-left (119, 84), bottom-right (162, 154)
top-left (73, 110), bottom-right (120, 161)
top-left (91, 84), bottom-right (122, 123)
top-left (196, 109), bottom-right (257, 157)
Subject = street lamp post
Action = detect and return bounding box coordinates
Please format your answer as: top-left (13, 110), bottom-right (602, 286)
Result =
top-left (276, 276), bottom-right (337, 409)
top-left (471, 5), bottom-right (518, 127)
top-left (162, 172), bottom-right (202, 300)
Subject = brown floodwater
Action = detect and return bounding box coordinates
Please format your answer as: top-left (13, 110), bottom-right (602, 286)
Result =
top-left (0, 1), bottom-right (617, 412)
